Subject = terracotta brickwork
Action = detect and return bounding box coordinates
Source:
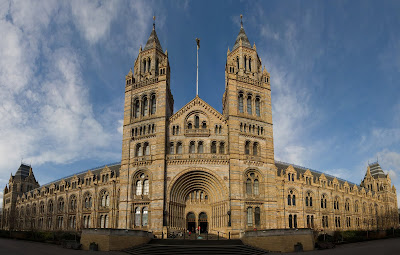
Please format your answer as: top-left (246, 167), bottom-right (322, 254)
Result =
top-left (2, 20), bottom-right (398, 238)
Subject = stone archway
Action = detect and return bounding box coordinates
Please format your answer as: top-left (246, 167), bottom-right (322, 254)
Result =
top-left (167, 169), bottom-right (228, 233)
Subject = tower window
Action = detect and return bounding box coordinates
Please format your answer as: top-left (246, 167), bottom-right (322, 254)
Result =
top-left (211, 141), bottom-right (217, 154)
top-left (176, 142), bottom-right (182, 154)
top-left (151, 94), bottom-right (156, 115)
top-left (255, 97), bottom-right (260, 116)
top-left (238, 93), bottom-right (244, 113)
top-left (189, 141), bottom-right (195, 153)
top-left (198, 141), bottom-right (204, 153)
top-left (195, 115), bottom-right (199, 128)
top-left (148, 58), bottom-right (151, 72)
top-left (134, 99), bottom-right (140, 118)
top-left (219, 142), bottom-right (225, 154)
top-left (142, 96), bottom-right (148, 116)
top-left (244, 56), bottom-right (247, 70)
top-left (237, 57), bottom-right (239, 70)
top-left (249, 57), bottom-right (252, 71)
top-left (247, 95), bottom-right (252, 114)
top-left (245, 141), bottom-right (250, 155)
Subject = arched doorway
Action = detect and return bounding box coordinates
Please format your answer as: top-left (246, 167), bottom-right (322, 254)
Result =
top-left (186, 212), bottom-right (196, 232)
top-left (199, 212), bottom-right (208, 233)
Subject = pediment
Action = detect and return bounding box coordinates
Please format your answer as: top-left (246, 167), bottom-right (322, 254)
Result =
top-left (170, 96), bottom-right (226, 124)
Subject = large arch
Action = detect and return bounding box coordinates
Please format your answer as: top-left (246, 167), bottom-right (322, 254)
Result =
top-left (167, 169), bottom-right (229, 232)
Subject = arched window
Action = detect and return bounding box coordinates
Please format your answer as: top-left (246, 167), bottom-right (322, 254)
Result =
top-left (48, 200), bottom-right (53, 213)
top-left (169, 142), bottom-right (174, 154)
top-left (143, 180), bottom-right (149, 195)
top-left (58, 198), bottom-right (64, 212)
top-left (321, 194), bottom-right (327, 208)
top-left (244, 56), bottom-right (247, 70)
top-left (255, 97), bottom-right (260, 116)
top-left (70, 195), bottom-right (77, 212)
top-left (150, 94), bottom-right (156, 115)
top-left (147, 58), bottom-right (151, 72)
top-left (219, 142), bottom-right (225, 154)
top-left (253, 142), bottom-right (258, 156)
top-left (188, 122), bottom-right (192, 129)
top-left (254, 179), bottom-right (259, 195)
top-left (136, 180), bottom-right (142, 196)
top-left (306, 192), bottom-right (313, 207)
top-left (189, 141), bottom-right (195, 153)
top-left (142, 207), bottom-right (148, 226)
top-left (142, 96), bottom-right (148, 116)
top-left (198, 141), bottom-right (204, 153)
top-left (100, 190), bottom-right (110, 207)
top-left (143, 59), bottom-right (146, 73)
top-left (155, 58), bottom-right (159, 76)
top-left (135, 207), bottom-right (141, 226)
top-left (202, 121), bottom-right (207, 129)
top-left (247, 95), bottom-right (252, 114)
top-left (134, 99), bottom-right (140, 118)
top-left (254, 207), bottom-right (260, 226)
top-left (236, 57), bottom-right (239, 70)
top-left (246, 179), bottom-right (252, 195)
top-left (238, 93), bottom-right (244, 113)
top-left (195, 116), bottom-right (200, 128)
top-left (83, 194), bottom-right (92, 209)
top-left (294, 215), bottom-right (297, 228)
top-left (245, 141), bottom-right (250, 155)
top-left (143, 142), bottom-right (150, 156)
top-left (177, 142), bottom-right (182, 154)
top-left (211, 141), bottom-right (217, 154)
top-left (136, 144), bottom-right (142, 157)
top-left (249, 57), bottom-right (252, 71)
top-left (292, 195), bottom-right (296, 206)
top-left (247, 207), bottom-right (253, 226)
top-left (289, 214), bottom-right (293, 228)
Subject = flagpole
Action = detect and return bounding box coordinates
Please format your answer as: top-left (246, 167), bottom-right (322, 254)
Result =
top-left (196, 38), bottom-right (200, 96)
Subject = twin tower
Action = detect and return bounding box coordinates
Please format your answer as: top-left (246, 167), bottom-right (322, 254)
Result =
top-left (120, 18), bottom-right (274, 235)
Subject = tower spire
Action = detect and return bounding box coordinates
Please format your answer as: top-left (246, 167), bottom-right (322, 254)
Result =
top-left (196, 38), bottom-right (200, 96)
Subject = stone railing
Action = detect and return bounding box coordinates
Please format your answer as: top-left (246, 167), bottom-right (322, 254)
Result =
top-left (167, 153), bottom-right (228, 161)
top-left (184, 128), bottom-right (210, 137)
top-left (236, 75), bottom-right (263, 87)
top-left (128, 77), bottom-right (159, 89)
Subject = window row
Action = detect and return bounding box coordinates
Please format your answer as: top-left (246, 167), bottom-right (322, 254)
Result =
top-left (238, 92), bottom-right (261, 116)
top-left (134, 173), bottom-right (150, 196)
top-left (187, 115), bottom-right (207, 129)
top-left (142, 57), bottom-right (160, 75)
top-left (214, 125), bottom-right (222, 134)
top-left (169, 141), bottom-right (226, 154)
top-left (171, 125), bottom-right (180, 135)
top-left (132, 124), bottom-right (156, 138)
top-left (240, 123), bottom-right (264, 135)
top-left (233, 56), bottom-right (253, 72)
top-left (244, 141), bottom-right (260, 156)
top-left (132, 94), bottom-right (156, 118)
top-left (245, 172), bottom-right (260, 196)
top-left (135, 142), bottom-right (151, 157)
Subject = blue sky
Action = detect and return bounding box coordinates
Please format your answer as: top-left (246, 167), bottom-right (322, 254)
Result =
top-left (0, 0), bottom-right (399, 207)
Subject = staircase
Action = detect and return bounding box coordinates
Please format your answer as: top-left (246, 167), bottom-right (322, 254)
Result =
top-left (123, 238), bottom-right (268, 255)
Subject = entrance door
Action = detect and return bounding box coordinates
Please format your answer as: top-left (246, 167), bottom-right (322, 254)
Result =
top-left (198, 212), bottom-right (208, 233)
top-left (186, 212), bottom-right (196, 232)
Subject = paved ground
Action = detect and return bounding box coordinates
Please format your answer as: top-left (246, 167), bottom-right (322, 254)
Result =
top-left (1, 237), bottom-right (400, 254)
top-left (270, 237), bottom-right (400, 255)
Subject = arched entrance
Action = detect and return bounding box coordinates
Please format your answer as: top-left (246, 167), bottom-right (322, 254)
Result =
top-left (168, 169), bottom-right (229, 233)
top-left (199, 212), bottom-right (208, 233)
top-left (186, 212), bottom-right (196, 232)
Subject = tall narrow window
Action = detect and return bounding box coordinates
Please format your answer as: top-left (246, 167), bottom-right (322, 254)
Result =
top-left (136, 180), bottom-right (142, 196)
top-left (238, 93), bottom-right (244, 113)
top-left (142, 96), bottom-right (148, 116)
top-left (247, 207), bottom-right (253, 226)
top-left (288, 194), bottom-right (291, 205)
top-left (198, 141), bottom-right (204, 153)
top-left (253, 142), bottom-right (258, 156)
top-left (169, 143), bottom-right (174, 154)
top-left (143, 142), bottom-right (150, 156)
top-left (195, 116), bottom-right (199, 128)
top-left (249, 57), bottom-right (252, 71)
top-left (294, 215), bottom-right (297, 228)
top-left (148, 58), bottom-right (151, 72)
top-left (245, 141), bottom-right (250, 155)
top-left (135, 207), bottom-right (141, 226)
top-left (219, 142), bottom-right (225, 154)
top-left (292, 195), bottom-right (296, 206)
top-left (247, 95), bottom-right (252, 114)
top-left (143, 59), bottom-right (146, 73)
top-left (211, 141), bottom-right (217, 154)
top-left (155, 58), bottom-right (159, 76)
top-left (189, 141), bottom-right (195, 153)
top-left (254, 179), bottom-right (259, 195)
top-left (143, 180), bottom-right (149, 195)
top-left (177, 142), bottom-right (182, 154)
top-left (151, 94), bottom-right (156, 115)
top-left (136, 144), bottom-right (142, 157)
top-left (289, 214), bottom-right (293, 228)
top-left (134, 99), bottom-right (140, 118)
top-left (246, 179), bottom-right (252, 195)
top-left (142, 207), bottom-right (148, 226)
top-left (237, 57), bottom-right (239, 70)
top-left (255, 207), bottom-right (260, 226)
top-left (255, 97), bottom-right (260, 116)
top-left (244, 56), bottom-right (247, 70)
top-left (188, 123), bottom-right (192, 129)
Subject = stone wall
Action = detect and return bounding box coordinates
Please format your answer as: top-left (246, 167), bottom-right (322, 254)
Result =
top-left (80, 229), bottom-right (152, 251)
top-left (241, 229), bottom-right (314, 253)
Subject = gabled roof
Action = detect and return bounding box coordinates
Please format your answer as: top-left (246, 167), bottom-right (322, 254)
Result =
top-left (143, 24), bottom-right (163, 52)
top-left (367, 162), bottom-right (387, 178)
top-left (169, 95), bottom-right (226, 123)
top-left (232, 22), bottom-right (252, 51)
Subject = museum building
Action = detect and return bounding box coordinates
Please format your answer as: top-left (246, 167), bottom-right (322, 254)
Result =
top-left (2, 19), bottom-right (398, 238)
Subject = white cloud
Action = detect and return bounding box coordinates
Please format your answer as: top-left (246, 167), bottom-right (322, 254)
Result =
top-left (70, 0), bottom-right (119, 44)
top-left (117, 119), bottom-right (124, 135)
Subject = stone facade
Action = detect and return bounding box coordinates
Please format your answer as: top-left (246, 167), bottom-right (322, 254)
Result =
top-left (2, 20), bottom-right (398, 237)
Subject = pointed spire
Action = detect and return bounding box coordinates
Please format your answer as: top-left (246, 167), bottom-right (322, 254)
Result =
top-left (232, 14), bottom-right (251, 51)
top-left (144, 16), bottom-right (163, 52)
